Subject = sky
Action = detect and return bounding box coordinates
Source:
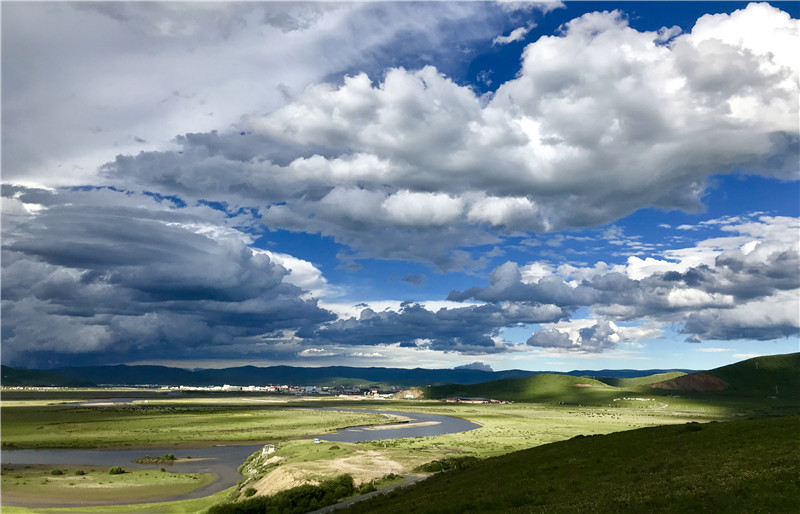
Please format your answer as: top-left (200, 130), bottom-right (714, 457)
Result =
top-left (2, 1), bottom-right (798, 372)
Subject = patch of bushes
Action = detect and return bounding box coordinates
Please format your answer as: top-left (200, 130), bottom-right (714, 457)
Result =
top-left (50, 469), bottom-right (64, 476)
top-left (75, 470), bottom-right (86, 476)
top-left (207, 474), bottom-right (355, 514)
top-left (359, 482), bottom-right (377, 494)
top-left (243, 487), bottom-right (257, 497)
top-left (107, 466), bottom-right (125, 475)
top-left (414, 456), bottom-right (480, 473)
top-left (134, 453), bottom-right (176, 464)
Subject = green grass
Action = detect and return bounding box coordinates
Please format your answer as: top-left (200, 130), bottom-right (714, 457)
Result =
top-left (355, 398), bottom-right (733, 459)
top-left (343, 415), bottom-right (800, 513)
top-left (423, 373), bottom-right (663, 405)
top-left (4, 370), bottom-right (797, 514)
top-left (0, 403), bottom-right (389, 449)
top-left (595, 371), bottom-right (686, 388)
top-left (423, 373), bottom-right (692, 406)
top-left (0, 465), bottom-right (215, 508)
top-left (0, 487), bottom-right (236, 514)
top-left (707, 352), bottom-right (800, 400)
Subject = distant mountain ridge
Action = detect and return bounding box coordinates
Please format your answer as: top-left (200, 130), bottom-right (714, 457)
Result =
top-left (0, 365), bottom-right (95, 387)
top-left (0, 364), bottom-right (694, 388)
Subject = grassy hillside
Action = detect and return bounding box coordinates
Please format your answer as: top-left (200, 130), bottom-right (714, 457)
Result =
top-left (423, 373), bottom-right (616, 403)
top-left (709, 352), bottom-right (800, 399)
top-left (651, 353), bottom-right (800, 401)
top-left (344, 415), bottom-right (800, 514)
top-left (595, 371), bottom-right (686, 388)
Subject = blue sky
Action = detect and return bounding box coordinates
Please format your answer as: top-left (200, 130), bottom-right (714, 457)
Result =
top-left (2, 1), bottom-right (798, 372)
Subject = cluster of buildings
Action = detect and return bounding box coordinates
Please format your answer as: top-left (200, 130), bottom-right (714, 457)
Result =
top-left (163, 384), bottom-right (403, 398)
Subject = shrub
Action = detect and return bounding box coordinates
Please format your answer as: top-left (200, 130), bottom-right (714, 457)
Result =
top-left (108, 466), bottom-right (125, 475)
top-left (243, 487), bottom-right (257, 497)
top-left (75, 470), bottom-right (86, 476)
top-left (50, 469), bottom-right (64, 476)
top-left (414, 456), bottom-right (480, 473)
top-left (207, 474), bottom-right (355, 514)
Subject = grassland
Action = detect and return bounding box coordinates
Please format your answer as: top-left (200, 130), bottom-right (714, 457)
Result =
top-left (1, 465), bottom-right (215, 508)
top-left (342, 415), bottom-right (800, 513)
top-left (219, 394), bottom-right (734, 506)
top-left (594, 371), bottom-right (686, 388)
top-left (358, 399), bottom-right (731, 458)
top-left (0, 487), bottom-right (236, 514)
top-left (3, 355), bottom-right (797, 513)
top-left (0, 401), bottom-right (390, 449)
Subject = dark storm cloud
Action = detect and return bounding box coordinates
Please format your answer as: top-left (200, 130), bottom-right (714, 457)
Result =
top-left (300, 301), bottom-right (569, 355)
top-left (1, 187), bottom-right (334, 367)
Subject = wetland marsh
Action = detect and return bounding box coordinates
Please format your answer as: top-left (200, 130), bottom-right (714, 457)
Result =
top-left (1, 386), bottom-right (738, 512)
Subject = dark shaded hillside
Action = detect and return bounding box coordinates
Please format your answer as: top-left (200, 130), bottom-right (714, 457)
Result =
top-left (0, 366), bottom-right (94, 387)
top-left (651, 353), bottom-right (800, 400)
top-left (344, 415), bottom-right (800, 514)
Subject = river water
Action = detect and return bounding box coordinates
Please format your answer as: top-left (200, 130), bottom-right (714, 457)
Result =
top-left (1, 406), bottom-right (479, 507)
top-left (311, 409), bottom-right (479, 443)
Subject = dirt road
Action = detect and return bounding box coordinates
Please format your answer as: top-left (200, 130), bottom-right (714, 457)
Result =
top-left (308, 473), bottom-right (431, 514)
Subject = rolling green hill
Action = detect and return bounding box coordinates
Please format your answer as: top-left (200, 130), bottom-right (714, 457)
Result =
top-left (595, 371), bottom-right (686, 388)
top-left (423, 373), bottom-right (616, 403)
top-left (651, 353), bottom-right (800, 401)
top-left (344, 415), bottom-right (800, 514)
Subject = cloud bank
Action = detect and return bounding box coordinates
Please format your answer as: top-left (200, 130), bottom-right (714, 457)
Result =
top-left (1, 186), bottom-right (334, 366)
top-left (98, 3), bottom-right (798, 270)
top-left (451, 215), bottom-right (800, 352)
top-left (2, 3), bottom-right (798, 367)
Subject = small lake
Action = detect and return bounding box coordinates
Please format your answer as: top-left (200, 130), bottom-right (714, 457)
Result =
top-left (1, 407), bottom-right (479, 507)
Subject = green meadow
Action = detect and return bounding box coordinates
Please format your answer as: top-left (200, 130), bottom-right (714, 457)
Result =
top-left (0, 487), bottom-right (236, 514)
top-left (1, 465), bottom-right (215, 509)
top-left (3, 354), bottom-right (798, 513)
top-left (342, 415), bottom-right (800, 514)
top-left (0, 401), bottom-right (389, 449)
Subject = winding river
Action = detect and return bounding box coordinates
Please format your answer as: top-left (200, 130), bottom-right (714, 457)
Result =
top-left (1, 407), bottom-right (479, 508)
